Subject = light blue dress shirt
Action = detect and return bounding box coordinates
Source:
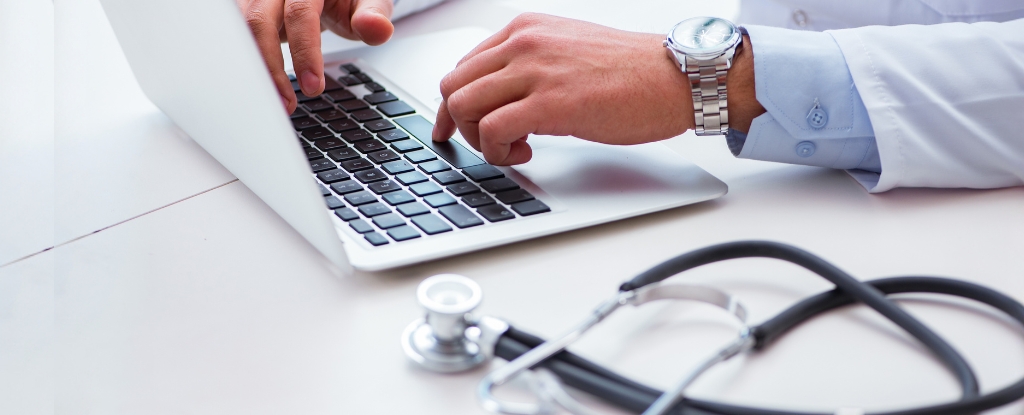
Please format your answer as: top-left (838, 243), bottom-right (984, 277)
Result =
top-left (727, 25), bottom-right (882, 174)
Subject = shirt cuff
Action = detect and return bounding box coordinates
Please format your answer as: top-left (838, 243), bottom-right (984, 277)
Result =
top-left (731, 25), bottom-right (882, 186)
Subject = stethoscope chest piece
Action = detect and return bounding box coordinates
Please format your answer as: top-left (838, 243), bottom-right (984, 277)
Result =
top-left (402, 274), bottom-right (492, 373)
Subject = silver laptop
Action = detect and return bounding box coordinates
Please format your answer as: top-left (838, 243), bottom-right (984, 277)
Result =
top-left (98, 0), bottom-right (727, 271)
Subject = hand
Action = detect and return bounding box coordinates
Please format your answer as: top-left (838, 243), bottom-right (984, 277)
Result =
top-left (431, 14), bottom-right (693, 165)
top-left (237, 0), bottom-right (396, 113)
top-left (432, 13), bottom-right (762, 166)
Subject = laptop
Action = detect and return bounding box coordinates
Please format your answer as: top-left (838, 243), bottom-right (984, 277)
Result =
top-left (98, 0), bottom-right (727, 271)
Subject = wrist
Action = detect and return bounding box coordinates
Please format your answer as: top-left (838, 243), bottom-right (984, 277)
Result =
top-left (725, 35), bottom-right (764, 134)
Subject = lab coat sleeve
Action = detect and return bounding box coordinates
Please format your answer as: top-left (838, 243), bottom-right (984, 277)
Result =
top-left (391, 0), bottom-right (447, 21)
top-left (829, 19), bottom-right (1024, 192)
top-left (730, 25), bottom-right (883, 182)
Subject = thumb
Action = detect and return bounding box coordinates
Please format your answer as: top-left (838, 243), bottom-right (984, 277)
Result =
top-left (351, 0), bottom-right (394, 45)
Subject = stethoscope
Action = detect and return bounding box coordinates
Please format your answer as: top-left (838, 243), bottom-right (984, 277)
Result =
top-left (402, 241), bottom-right (1024, 415)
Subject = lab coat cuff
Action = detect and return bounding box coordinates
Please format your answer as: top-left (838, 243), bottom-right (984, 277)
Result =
top-left (391, 0), bottom-right (446, 21)
top-left (739, 25), bottom-right (875, 140)
top-left (737, 111), bottom-right (882, 174)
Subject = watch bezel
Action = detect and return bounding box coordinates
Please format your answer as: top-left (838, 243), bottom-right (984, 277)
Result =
top-left (664, 17), bottom-right (742, 61)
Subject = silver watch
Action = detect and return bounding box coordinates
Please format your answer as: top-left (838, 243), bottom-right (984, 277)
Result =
top-left (664, 17), bottom-right (743, 136)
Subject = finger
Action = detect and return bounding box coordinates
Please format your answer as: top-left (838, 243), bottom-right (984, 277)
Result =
top-left (453, 12), bottom-right (542, 66)
top-left (433, 100), bottom-right (458, 142)
top-left (350, 0), bottom-right (394, 46)
top-left (445, 69), bottom-right (529, 149)
top-left (283, 0), bottom-right (325, 96)
top-left (439, 45), bottom-right (511, 100)
top-left (242, 0), bottom-right (296, 112)
top-left (477, 99), bottom-right (539, 165)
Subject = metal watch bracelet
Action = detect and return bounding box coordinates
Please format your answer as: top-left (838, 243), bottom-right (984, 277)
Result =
top-left (684, 49), bottom-right (736, 136)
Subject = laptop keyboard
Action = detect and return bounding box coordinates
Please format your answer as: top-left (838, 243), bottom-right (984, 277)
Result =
top-left (291, 63), bottom-right (550, 247)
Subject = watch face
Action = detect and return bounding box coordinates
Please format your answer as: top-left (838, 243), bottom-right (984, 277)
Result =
top-left (668, 17), bottom-right (739, 57)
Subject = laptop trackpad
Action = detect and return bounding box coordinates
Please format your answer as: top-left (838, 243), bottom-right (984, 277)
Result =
top-left (510, 137), bottom-right (721, 210)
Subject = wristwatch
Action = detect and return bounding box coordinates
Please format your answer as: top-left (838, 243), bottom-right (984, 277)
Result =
top-left (664, 17), bottom-right (743, 136)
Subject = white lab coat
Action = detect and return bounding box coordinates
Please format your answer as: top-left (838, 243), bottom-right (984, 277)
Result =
top-left (739, 0), bottom-right (1024, 191)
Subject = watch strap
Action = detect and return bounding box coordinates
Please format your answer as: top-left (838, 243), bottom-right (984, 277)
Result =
top-left (686, 53), bottom-right (732, 136)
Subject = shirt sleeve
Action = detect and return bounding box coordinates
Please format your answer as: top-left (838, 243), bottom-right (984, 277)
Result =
top-left (391, 0), bottom-right (447, 21)
top-left (730, 25), bottom-right (883, 189)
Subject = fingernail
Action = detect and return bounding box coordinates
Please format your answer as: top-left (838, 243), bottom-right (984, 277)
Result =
top-left (300, 71), bottom-right (320, 96)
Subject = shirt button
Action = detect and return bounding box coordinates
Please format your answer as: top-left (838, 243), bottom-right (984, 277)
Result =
top-left (792, 9), bottom-right (809, 28)
top-left (807, 107), bottom-right (828, 129)
top-left (796, 141), bottom-right (816, 158)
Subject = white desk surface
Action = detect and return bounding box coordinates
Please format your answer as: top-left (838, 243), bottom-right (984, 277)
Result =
top-left (5, 0), bottom-right (1024, 414)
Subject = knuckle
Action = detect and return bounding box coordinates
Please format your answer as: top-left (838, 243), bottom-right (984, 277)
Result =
top-left (284, 0), bottom-right (318, 23)
top-left (510, 12), bottom-right (544, 28)
top-left (439, 74), bottom-right (457, 98)
top-left (244, 8), bottom-right (273, 33)
top-left (445, 91), bottom-right (470, 119)
top-left (477, 116), bottom-right (499, 139)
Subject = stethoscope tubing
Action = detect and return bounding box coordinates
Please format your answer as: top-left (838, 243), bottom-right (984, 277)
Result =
top-left (492, 242), bottom-right (1024, 415)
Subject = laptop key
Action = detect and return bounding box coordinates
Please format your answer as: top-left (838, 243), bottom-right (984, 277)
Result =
top-left (364, 232), bottom-right (389, 246)
top-left (351, 108), bottom-right (383, 123)
top-left (315, 108), bottom-right (347, 122)
top-left (433, 170), bottom-right (466, 185)
top-left (358, 202), bottom-right (391, 217)
top-left (496, 188), bottom-right (535, 204)
top-left (341, 63), bottom-right (361, 74)
top-left (303, 98), bottom-right (334, 112)
top-left (354, 72), bottom-right (373, 83)
top-left (339, 74), bottom-right (363, 86)
top-left (301, 126), bottom-right (333, 141)
top-left (349, 219), bottom-right (373, 234)
top-left (419, 160), bottom-right (451, 174)
top-left (387, 225), bottom-right (421, 242)
top-left (372, 213), bottom-right (406, 229)
top-left (354, 168), bottom-right (387, 183)
top-left (295, 91), bottom-right (319, 102)
top-left (330, 180), bottom-right (363, 195)
top-left (318, 183), bottom-right (331, 196)
top-left (397, 202), bottom-right (430, 217)
top-left (341, 129), bottom-right (373, 143)
top-left (378, 101), bottom-right (416, 117)
top-left (396, 171), bottom-right (428, 185)
top-left (410, 182), bottom-right (442, 197)
top-left (327, 118), bottom-right (359, 133)
top-left (364, 81), bottom-right (386, 93)
top-left (364, 119), bottom-right (395, 133)
top-left (292, 116), bottom-right (320, 130)
top-left (343, 190), bottom-right (377, 206)
top-left (341, 158), bottom-right (373, 172)
top-left (317, 168), bottom-right (349, 183)
top-left (438, 205), bottom-right (484, 229)
top-left (313, 137), bottom-right (346, 151)
top-left (363, 91), bottom-right (398, 105)
top-left (382, 160), bottom-right (414, 175)
top-left (367, 179), bottom-right (400, 194)
top-left (462, 193), bottom-right (496, 208)
top-left (337, 99), bottom-right (369, 112)
top-left (304, 147), bottom-right (324, 160)
top-left (391, 139), bottom-right (423, 153)
top-left (355, 139), bottom-right (387, 153)
top-left (290, 107), bottom-right (308, 119)
top-left (412, 214), bottom-right (453, 235)
top-left (424, 193), bottom-right (457, 208)
top-left (405, 149), bottom-right (437, 164)
top-left (447, 182), bottom-right (480, 196)
top-left (368, 150), bottom-right (400, 164)
top-left (327, 147), bottom-right (360, 162)
top-left (511, 199), bottom-right (551, 216)
top-left (462, 164), bottom-right (505, 182)
top-left (382, 189), bottom-right (415, 205)
top-left (480, 177), bottom-right (520, 193)
top-left (309, 158), bottom-right (336, 172)
top-left (324, 195), bottom-right (344, 209)
top-left (323, 76), bottom-right (345, 92)
top-left (334, 207), bottom-right (359, 221)
top-left (325, 89), bottom-right (355, 102)
top-left (477, 204), bottom-right (516, 222)
top-left (377, 129), bottom-right (409, 142)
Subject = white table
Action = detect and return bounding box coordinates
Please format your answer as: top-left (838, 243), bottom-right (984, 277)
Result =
top-left (6, 0), bottom-right (1024, 414)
